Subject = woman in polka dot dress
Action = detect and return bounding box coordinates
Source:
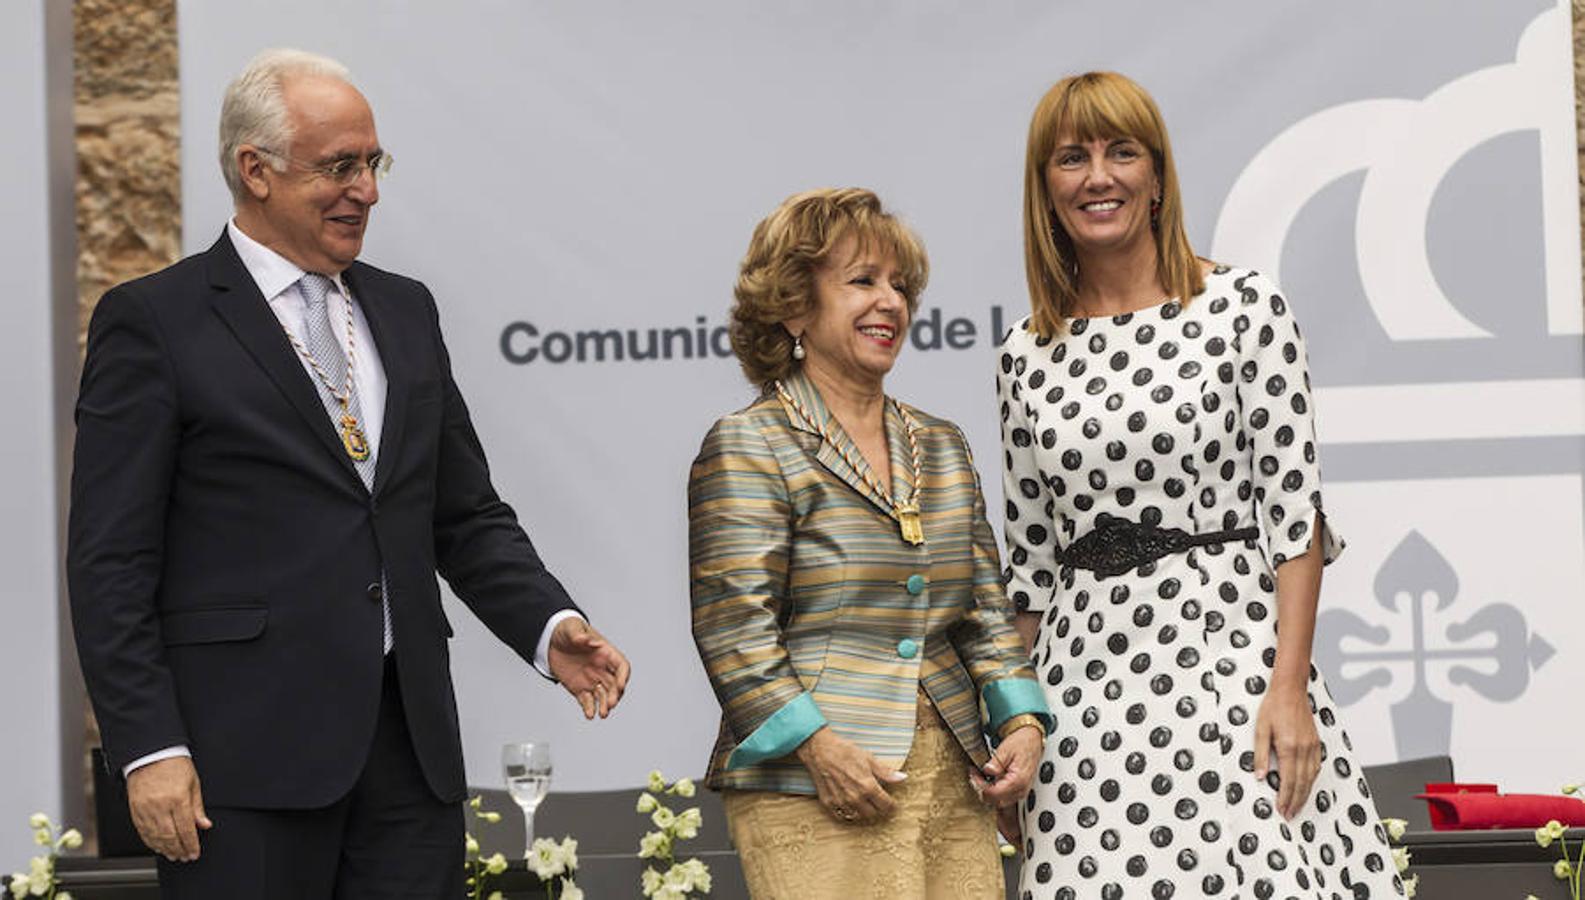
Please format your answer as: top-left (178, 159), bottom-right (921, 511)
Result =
top-left (998, 72), bottom-right (1405, 900)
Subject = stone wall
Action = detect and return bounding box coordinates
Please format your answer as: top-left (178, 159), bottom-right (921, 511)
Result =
top-left (74, 0), bottom-right (180, 352)
top-left (1576, 0), bottom-right (1584, 287)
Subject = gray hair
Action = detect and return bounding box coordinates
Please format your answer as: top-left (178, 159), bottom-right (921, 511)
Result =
top-left (218, 48), bottom-right (354, 202)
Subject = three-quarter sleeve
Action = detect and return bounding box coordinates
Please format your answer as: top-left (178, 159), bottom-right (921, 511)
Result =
top-left (1234, 272), bottom-right (1344, 567)
top-left (688, 414), bottom-right (827, 768)
top-left (943, 425), bottom-right (1054, 742)
top-left (998, 330), bottom-right (1061, 613)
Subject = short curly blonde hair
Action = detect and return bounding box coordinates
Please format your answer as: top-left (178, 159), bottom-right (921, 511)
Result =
top-left (730, 188), bottom-right (928, 391)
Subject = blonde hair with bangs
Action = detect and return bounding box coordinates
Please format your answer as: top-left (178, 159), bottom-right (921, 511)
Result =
top-left (730, 188), bottom-right (928, 391)
top-left (1022, 72), bottom-right (1203, 337)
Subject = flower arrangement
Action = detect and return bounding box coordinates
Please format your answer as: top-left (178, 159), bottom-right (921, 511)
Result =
top-left (6, 813), bottom-right (81, 900)
top-left (463, 796), bottom-right (509, 900)
top-left (1380, 817), bottom-right (1418, 898)
top-left (463, 795), bottom-right (581, 900)
top-left (1526, 784), bottom-right (1584, 900)
top-left (636, 771), bottom-right (710, 899)
top-left (527, 836), bottom-right (581, 900)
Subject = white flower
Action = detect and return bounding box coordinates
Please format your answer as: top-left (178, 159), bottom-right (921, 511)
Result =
top-left (648, 770), bottom-right (667, 793)
top-left (8, 874), bottom-right (28, 900)
top-left (20, 856), bottom-right (52, 896)
top-left (528, 837), bottom-right (567, 879)
top-left (1381, 818), bottom-right (1407, 842)
top-left (641, 866), bottom-right (664, 896)
top-left (26, 815), bottom-right (47, 831)
top-left (559, 836), bottom-right (579, 871)
top-left (1536, 825), bottom-right (1556, 848)
top-left (486, 893), bottom-right (504, 900)
top-left (31, 830), bottom-right (49, 848)
top-left (672, 778), bottom-right (696, 798)
top-left (481, 811), bottom-right (502, 824)
top-left (999, 842), bottom-right (1016, 858)
top-left (638, 830), bottom-right (671, 859)
top-left (57, 829), bottom-right (83, 851)
top-left (465, 834), bottom-right (480, 855)
top-left (483, 852), bottom-right (508, 876)
top-left (1555, 858), bottom-right (1572, 880)
top-left (559, 878), bottom-right (583, 900)
top-left (681, 857), bottom-right (712, 892)
top-left (54, 893), bottom-right (71, 900)
top-left (663, 863), bottom-right (694, 891)
top-left (673, 807), bottom-right (702, 840)
top-left (1391, 846), bottom-right (1411, 874)
top-left (653, 889), bottom-right (686, 900)
top-left (636, 792), bottom-right (659, 814)
top-left (651, 807), bottom-right (676, 830)
top-left (1403, 873), bottom-right (1418, 898)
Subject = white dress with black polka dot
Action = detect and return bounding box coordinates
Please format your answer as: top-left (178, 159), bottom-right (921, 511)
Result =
top-left (998, 267), bottom-right (1404, 900)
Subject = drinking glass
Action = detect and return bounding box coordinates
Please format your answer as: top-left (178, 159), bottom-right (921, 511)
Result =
top-left (501, 741), bottom-right (552, 854)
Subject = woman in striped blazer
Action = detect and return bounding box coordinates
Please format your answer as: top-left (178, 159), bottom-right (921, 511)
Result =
top-left (688, 188), bottom-right (1052, 898)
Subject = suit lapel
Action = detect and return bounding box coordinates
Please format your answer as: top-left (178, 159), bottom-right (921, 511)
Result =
top-left (343, 264), bottom-right (409, 498)
top-left (204, 231), bottom-right (366, 489)
top-left (778, 371), bottom-right (894, 519)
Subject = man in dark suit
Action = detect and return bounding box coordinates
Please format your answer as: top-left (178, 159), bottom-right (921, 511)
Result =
top-left (66, 48), bottom-right (630, 898)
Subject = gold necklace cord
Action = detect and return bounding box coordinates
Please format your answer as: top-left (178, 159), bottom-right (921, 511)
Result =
top-left (774, 381), bottom-right (923, 514)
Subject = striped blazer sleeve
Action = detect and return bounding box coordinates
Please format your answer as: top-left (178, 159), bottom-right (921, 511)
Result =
top-left (943, 425), bottom-right (1054, 740)
top-left (688, 413), bottom-right (827, 767)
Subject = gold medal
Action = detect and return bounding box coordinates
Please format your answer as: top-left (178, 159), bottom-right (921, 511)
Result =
top-left (895, 500), bottom-right (924, 546)
top-left (339, 412), bottom-right (371, 462)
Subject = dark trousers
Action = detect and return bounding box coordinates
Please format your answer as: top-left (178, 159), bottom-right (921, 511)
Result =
top-left (157, 657), bottom-right (465, 899)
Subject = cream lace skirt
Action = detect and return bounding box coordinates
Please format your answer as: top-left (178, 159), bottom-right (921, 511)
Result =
top-left (723, 691), bottom-right (1003, 900)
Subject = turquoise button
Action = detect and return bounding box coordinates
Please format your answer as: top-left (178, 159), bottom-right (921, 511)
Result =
top-left (906, 574), bottom-right (926, 595)
top-left (897, 638), bottom-right (918, 659)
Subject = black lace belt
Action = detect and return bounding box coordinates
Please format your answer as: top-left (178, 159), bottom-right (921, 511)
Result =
top-left (1057, 515), bottom-right (1259, 578)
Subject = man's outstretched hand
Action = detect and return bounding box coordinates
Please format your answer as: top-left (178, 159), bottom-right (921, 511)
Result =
top-left (548, 617), bottom-right (631, 719)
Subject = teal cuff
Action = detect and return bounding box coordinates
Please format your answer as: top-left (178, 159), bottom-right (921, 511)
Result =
top-left (726, 693), bottom-right (828, 769)
top-left (983, 677), bottom-right (1054, 747)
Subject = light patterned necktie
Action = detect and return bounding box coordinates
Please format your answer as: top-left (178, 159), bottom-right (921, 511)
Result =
top-left (299, 273), bottom-right (393, 652)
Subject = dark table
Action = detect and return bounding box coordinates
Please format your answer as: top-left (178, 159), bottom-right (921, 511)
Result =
top-left (1400, 827), bottom-right (1578, 900)
top-left (33, 811), bottom-right (1583, 899)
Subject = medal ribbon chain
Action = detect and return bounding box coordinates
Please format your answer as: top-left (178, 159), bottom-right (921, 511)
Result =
top-left (284, 280), bottom-right (360, 417)
top-left (774, 381), bottom-right (923, 519)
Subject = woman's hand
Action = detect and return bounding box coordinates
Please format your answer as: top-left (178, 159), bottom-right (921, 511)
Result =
top-left (1259, 513), bottom-right (1328, 820)
top-left (794, 727), bottom-right (906, 825)
top-left (1253, 683), bottom-right (1322, 819)
top-left (994, 802), bottom-right (1023, 846)
top-left (971, 725), bottom-right (1043, 808)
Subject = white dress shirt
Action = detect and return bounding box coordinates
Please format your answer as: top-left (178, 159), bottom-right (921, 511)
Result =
top-left (124, 222), bottom-right (578, 776)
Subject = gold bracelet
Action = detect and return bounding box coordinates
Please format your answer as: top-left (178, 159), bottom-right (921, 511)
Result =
top-left (997, 713), bottom-right (1044, 741)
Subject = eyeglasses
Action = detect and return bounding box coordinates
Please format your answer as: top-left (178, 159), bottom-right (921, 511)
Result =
top-left (254, 146), bottom-right (393, 186)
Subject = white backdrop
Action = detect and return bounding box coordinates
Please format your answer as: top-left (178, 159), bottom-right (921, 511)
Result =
top-left (178, 1), bottom-right (1583, 794)
top-left (1, 0), bottom-right (73, 866)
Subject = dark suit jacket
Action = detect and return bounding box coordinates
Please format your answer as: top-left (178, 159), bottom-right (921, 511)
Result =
top-left (67, 231), bottom-right (577, 809)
